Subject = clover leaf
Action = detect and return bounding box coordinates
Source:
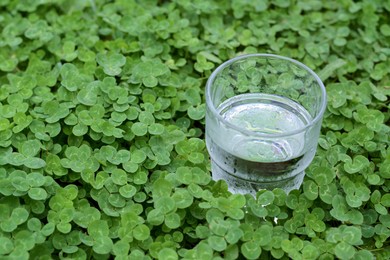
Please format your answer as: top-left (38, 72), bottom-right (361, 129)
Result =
top-left (77, 81), bottom-right (101, 106)
top-left (130, 59), bottom-right (170, 87)
top-left (96, 52), bottom-right (126, 76)
top-left (60, 63), bottom-right (89, 92)
top-left (60, 144), bottom-right (99, 173)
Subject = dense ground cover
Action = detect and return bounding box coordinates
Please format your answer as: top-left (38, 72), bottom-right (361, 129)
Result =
top-left (0, 0), bottom-right (389, 259)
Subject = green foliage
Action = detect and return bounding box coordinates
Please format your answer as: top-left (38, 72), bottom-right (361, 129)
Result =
top-left (0, 0), bottom-right (389, 259)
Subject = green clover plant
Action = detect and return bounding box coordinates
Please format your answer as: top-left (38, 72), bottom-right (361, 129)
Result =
top-left (0, 0), bottom-right (389, 259)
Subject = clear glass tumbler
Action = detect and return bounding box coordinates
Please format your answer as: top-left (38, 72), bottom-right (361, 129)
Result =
top-left (205, 54), bottom-right (327, 195)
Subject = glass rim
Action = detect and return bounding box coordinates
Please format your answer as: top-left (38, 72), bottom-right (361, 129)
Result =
top-left (205, 53), bottom-right (327, 138)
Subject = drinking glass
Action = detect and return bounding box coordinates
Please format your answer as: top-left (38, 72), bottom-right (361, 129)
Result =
top-left (205, 54), bottom-right (327, 195)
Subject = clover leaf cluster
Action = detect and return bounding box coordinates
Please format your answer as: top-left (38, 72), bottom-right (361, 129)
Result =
top-left (0, 0), bottom-right (390, 259)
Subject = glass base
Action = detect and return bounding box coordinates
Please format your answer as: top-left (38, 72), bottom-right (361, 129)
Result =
top-left (211, 160), bottom-right (305, 196)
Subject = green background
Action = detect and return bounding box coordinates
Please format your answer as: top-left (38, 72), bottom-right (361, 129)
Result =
top-left (0, 0), bottom-right (389, 259)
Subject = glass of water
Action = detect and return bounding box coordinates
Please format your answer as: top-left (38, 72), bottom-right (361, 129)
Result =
top-left (205, 54), bottom-right (327, 195)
